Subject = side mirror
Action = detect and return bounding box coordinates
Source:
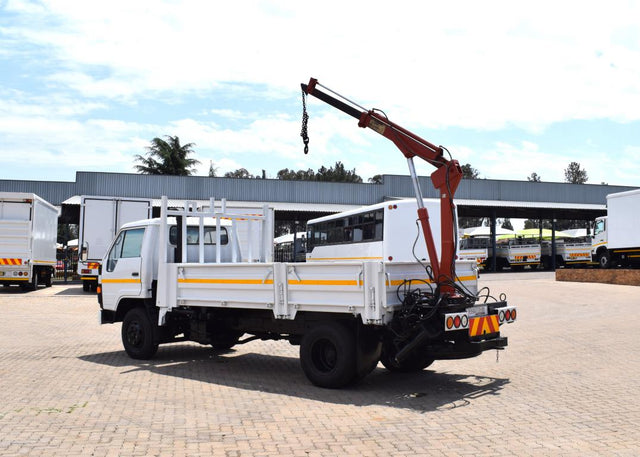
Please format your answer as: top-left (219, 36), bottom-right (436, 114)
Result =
top-left (81, 242), bottom-right (88, 261)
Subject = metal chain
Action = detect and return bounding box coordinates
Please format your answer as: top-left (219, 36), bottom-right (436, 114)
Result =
top-left (300, 88), bottom-right (309, 154)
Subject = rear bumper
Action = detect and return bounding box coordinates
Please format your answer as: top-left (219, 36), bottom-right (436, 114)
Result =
top-left (429, 336), bottom-right (508, 360)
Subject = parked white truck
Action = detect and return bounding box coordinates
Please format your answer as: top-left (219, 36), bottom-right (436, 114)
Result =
top-left (78, 196), bottom-right (153, 291)
top-left (592, 189), bottom-right (640, 268)
top-left (458, 237), bottom-right (540, 271)
top-left (98, 197), bottom-right (516, 388)
top-left (541, 237), bottom-right (592, 269)
top-left (0, 192), bottom-right (58, 290)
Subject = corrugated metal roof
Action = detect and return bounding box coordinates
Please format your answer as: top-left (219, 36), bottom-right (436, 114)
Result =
top-left (455, 199), bottom-right (606, 211)
top-left (6, 171), bottom-right (638, 208)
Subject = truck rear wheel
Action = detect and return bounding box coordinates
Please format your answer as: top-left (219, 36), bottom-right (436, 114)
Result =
top-left (26, 271), bottom-right (39, 291)
top-left (122, 308), bottom-right (158, 360)
top-left (300, 322), bottom-right (357, 388)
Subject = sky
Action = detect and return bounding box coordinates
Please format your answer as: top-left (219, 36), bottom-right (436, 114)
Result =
top-left (1, 0), bottom-right (639, 187)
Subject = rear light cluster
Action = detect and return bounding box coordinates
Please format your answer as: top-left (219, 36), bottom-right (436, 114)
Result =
top-left (445, 312), bottom-right (469, 331)
top-left (81, 269), bottom-right (92, 274)
top-left (13, 271), bottom-right (29, 277)
top-left (444, 305), bottom-right (517, 332)
top-left (496, 306), bottom-right (517, 324)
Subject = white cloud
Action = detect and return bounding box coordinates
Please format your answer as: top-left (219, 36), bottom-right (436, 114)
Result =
top-left (3, 1), bottom-right (639, 129)
top-left (1, 1), bottom-right (639, 186)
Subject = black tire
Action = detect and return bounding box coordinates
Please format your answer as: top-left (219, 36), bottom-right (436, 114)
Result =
top-left (44, 269), bottom-right (52, 287)
top-left (598, 250), bottom-right (612, 269)
top-left (300, 322), bottom-right (357, 388)
top-left (355, 332), bottom-right (381, 380)
top-left (380, 342), bottom-right (434, 373)
top-left (82, 281), bottom-right (90, 292)
top-left (27, 271), bottom-right (39, 291)
top-left (122, 308), bottom-right (158, 360)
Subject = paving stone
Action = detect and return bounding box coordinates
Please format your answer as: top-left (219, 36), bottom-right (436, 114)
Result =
top-left (0, 274), bottom-right (639, 456)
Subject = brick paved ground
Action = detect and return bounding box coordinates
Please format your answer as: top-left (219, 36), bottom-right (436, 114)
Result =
top-left (1, 272), bottom-right (639, 456)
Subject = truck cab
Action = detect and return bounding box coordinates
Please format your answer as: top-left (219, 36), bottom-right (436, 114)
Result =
top-left (99, 216), bottom-right (234, 317)
top-left (591, 216), bottom-right (609, 267)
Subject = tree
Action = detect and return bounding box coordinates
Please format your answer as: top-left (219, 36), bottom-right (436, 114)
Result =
top-left (527, 172), bottom-right (542, 182)
top-left (277, 168), bottom-right (316, 181)
top-left (276, 162), bottom-right (363, 183)
top-left (315, 161), bottom-right (363, 183)
top-left (134, 136), bottom-right (200, 176)
top-left (564, 162), bottom-right (588, 184)
top-left (208, 161), bottom-right (218, 177)
top-left (368, 174), bottom-right (383, 184)
top-left (461, 163), bottom-right (480, 179)
top-left (458, 163), bottom-right (483, 227)
top-left (224, 168), bottom-right (254, 179)
top-left (501, 218), bottom-right (514, 231)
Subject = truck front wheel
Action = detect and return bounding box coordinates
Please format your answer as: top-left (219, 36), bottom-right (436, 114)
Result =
top-left (598, 250), bottom-right (612, 269)
top-left (300, 322), bottom-right (357, 388)
top-left (122, 308), bottom-right (158, 360)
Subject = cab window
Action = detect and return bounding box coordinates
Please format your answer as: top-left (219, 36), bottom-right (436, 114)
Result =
top-left (594, 219), bottom-right (605, 236)
top-left (106, 228), bottom-right (145, 272)
top-left (169, 226), bottom-right (228, 245)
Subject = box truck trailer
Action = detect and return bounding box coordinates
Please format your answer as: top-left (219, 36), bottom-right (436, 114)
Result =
top-left (0, 192), bottom-right (58, 290)
top-left (78, 196), bottom-right (153, 291)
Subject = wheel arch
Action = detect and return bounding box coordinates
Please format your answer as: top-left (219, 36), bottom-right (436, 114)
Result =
top-left (114, 297), bottom-right (152, 323)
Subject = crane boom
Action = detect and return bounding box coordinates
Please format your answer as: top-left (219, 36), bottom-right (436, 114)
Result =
top-left (301, 78), bottom-right (463, 295)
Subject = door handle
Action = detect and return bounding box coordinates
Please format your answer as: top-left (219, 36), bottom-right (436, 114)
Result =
top-left (132, 272), bottom-right (139, 277)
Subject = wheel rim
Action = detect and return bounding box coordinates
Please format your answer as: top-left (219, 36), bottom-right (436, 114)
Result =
top-left (311, 338), bottom-right (338, 373)
top-left (126, 320), bottom-right (144, 347)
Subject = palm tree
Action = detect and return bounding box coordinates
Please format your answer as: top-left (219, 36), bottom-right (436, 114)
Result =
top-left (134, 136), bottom-right (200, 175)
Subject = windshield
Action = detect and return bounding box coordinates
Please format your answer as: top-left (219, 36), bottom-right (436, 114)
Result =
top-left (594, 219), bottom-right (605, 236)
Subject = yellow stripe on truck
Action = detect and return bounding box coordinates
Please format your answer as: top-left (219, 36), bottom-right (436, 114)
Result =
top-left (288, 279), bottom-right (359, 286)
top-left (307, 257), bottom-right (384, 261)
top-left (388, 275), bottom-right (476, 286)
top-left (177, 275), bottom-right (476, 287)
top-left (178, 278), bottom-right (274, 285)
top-left (101, 279), bottom-right (142, 284)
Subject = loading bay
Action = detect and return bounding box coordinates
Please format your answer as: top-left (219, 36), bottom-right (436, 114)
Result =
top-left (1, 272), bottom-right (639, 456)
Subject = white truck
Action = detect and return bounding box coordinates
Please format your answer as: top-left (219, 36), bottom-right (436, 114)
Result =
top-left (592, 189), bottom-right (640, 268)
top-left (495, 239), bottom-right (541, 270)
top-left (78, 196), bottom-right (153, 291)
top-left (541, 237), bottom-right (592, 269)
top-left (98, 78), bottom-right (517, 388)
top-left (0, 192), bottom-right (59, 290)
top-left (98, 197), bottom-right (515, 388)
top-left (458, 237), bottom-right (540, 271)
top-left (458, 237), bottom-right (490, 268)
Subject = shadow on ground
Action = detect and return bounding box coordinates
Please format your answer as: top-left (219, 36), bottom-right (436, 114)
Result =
top-left (79, 343), bottom-right (509, 413)
top-left (54, 285), bottom-right (90, 296)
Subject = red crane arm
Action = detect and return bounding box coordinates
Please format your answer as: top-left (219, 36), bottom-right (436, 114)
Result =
top-left (301, 78), bottom-right (463, 293)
